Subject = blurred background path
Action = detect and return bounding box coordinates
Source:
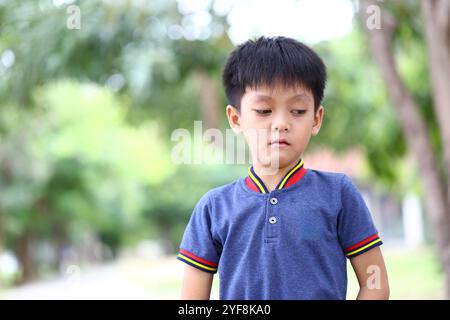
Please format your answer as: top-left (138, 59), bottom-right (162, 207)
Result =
top-left (0, 247), bottom-right (444, 300)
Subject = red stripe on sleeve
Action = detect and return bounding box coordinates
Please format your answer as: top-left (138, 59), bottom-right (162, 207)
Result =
top-left (344, 234), bottom-right (379, 252)
top-left (179, 249), bottom-right (218, 267)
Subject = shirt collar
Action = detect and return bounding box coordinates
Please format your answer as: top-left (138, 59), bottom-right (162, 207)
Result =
top-left (245, 158), bottom-right (307, 194)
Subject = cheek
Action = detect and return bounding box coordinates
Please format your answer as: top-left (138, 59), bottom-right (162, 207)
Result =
top-left (240, 114), bottom-right (270, 138)
top-left (293, 117), bottom-right (314, 132)
top-left (243, 116), bottom-right (268, 129)
top-left (243, 129), bottom-right (270, 146)
top-left (291, 124), bottom-right (313, 144)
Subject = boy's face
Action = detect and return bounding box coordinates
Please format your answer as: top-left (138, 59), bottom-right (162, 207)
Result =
top-left (226, 83), bottom-right (324, 170)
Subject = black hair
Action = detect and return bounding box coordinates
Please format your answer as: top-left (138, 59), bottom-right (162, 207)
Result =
top-left (222, 36), bottom-right (327, 112)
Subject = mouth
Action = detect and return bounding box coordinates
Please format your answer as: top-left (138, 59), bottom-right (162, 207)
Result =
top-left (270, 139), bottom-right (291, 147)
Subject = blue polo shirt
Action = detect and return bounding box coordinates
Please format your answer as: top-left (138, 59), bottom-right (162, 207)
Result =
top-left (177, 159), bottom-right (383, 300)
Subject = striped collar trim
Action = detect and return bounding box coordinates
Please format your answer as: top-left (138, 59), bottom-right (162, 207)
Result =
top-left (245, 159), bottom-right (307, 194)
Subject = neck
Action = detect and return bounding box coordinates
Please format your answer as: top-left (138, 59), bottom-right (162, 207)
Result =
top-left (252, 158), bottom-right (301, 192)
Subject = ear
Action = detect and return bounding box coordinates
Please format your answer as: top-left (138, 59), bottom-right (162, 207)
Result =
top-left (312, 105), bottom-right (324, 136)
top-left (226, 105), bottom-right (242, 134)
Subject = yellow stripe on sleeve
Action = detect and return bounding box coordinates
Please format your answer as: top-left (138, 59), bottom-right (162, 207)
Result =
top-left (177, 254), bottom-right (217, 271)
top-left (345, 238), bottom-right (382, 256)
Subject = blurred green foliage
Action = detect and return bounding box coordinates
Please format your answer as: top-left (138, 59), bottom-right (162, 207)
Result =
top-left (0, 0), bottom-right (437, 284)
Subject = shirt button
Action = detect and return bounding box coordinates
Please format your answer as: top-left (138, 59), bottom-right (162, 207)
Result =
top-left (269, 216), bottom-right (277, 224)
top-left (270, 197), bottom-right (278, 205)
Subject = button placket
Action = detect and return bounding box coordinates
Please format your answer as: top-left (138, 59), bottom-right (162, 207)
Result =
top-left (265, 194), bottom-right (280, 243)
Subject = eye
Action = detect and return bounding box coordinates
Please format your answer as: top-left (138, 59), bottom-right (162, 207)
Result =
top-left (253, 109), bottom-right (272, 115)
top-left (292, 109), bottom-right (307, 116)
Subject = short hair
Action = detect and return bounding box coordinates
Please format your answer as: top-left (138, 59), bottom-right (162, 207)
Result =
top-left (222, 36), bottom-right (327, 112)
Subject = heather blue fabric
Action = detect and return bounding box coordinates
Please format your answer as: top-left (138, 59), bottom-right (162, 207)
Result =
top-left (178, 169), bottom-right (381, 300)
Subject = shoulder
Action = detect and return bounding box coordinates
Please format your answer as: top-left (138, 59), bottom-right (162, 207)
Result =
top-left (307, 170), bottom-right (369, 211)
top-left (304, 168), bottom-right (348, 188)
top-left (191, 180), bottom-right (241, 228)
top-left (303, 169), bottom-right (362, 203)
top-left (196, 179), bottom-right (242, 207)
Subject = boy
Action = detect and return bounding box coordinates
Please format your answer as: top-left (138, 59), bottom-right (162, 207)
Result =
top-left (177, 36), bottom-right (389, 300)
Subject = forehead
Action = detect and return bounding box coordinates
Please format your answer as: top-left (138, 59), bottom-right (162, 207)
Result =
top-left (242, 83), bottom-right (313, 104)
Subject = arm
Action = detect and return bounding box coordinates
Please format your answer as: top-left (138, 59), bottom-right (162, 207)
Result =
top-left (180, 265), bottom-right (214, 300)
top-left (350, 246), bottom-right (390, 300)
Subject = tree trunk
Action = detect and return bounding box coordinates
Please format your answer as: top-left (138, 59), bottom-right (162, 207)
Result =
top-left (0, 156), bottom-right (13, 285)
top-left (421, 1), bottom-right (450, 297)
top-left (17, 230), bottom-right (36, 284)
top-left (421, 0), bottom-right (450, 207)
top-left (193, 69), bottom-right (221, 132)
top-left (0, 210), bottom-right (3, 286)
top-left (0, 210), bottom-right (4, 255)
top-left (360, 0), bottom-right (450, 298)
top-left (53, 222), bottom-right (67, 272)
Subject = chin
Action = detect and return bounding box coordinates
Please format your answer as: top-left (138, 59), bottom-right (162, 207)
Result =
top-left (269, 153), bottom-right (299, 169)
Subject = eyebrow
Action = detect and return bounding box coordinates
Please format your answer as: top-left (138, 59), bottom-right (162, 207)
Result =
top-left (251, 93), bottom-right (311, 103)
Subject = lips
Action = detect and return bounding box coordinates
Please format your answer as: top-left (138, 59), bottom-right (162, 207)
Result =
top-left (270, 138), bottom-right (290, 146)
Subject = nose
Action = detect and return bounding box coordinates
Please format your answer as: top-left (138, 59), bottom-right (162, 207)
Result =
top-left (275, 125), bottom-right (289, 132)
top-left (272, 113), bottom-right (290, 132)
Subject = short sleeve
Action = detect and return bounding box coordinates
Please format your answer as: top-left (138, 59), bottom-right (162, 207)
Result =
top-left (177, 193), bottom-right (221, 274)
top-left (337, 175), bottom-right (383, 259)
